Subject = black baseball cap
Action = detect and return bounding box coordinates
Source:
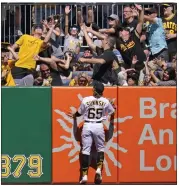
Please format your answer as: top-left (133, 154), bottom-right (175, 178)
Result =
top-left (93, 81), bottom-right (104, 94)
top-left (118, 26), bottom-right (131, 32)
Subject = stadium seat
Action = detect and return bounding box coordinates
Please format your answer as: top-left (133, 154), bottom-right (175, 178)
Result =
top-left (62, 79), bottom-right (71, 86)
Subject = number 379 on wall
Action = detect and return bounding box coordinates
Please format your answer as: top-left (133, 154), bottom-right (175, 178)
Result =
top-left (1, 154), bottom-right (43, 178)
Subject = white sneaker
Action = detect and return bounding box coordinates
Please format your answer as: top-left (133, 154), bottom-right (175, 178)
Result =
top-left (80, 175), bottom-right (88, 184)
top-left (95, 168), bottom-right (102, 183)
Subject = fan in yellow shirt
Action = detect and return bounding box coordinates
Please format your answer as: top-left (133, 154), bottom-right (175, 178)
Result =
top-left (1, 50), bottom-right (16, 86)
top-left (1, 63), bottom-right (15, 86)
top-left (9, 24), bottom-right (56, 85)
top-left (14, 34), bottom-right (44, 69)
top-left (10, 24), bottom-right (55, 70)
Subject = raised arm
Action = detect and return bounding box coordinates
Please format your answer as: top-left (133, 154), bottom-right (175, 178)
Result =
top-left (144, 8), bottom-right (157, 24)
top-left (86, 26), bottom-right (106, 40)
top-left (41, 25), bottom-right (55, 48)
top-left (51, 56), bottom-right (66, 64)
top-left (79, 49), bottom-right (113, 64)
top-left (131, 55), bottom-right (138, 68)
top-left (135, 4), bottom-right (144, 35)
top-left (65, 6), bottom-right (71, 36)
top-left (81, 24), bottom-right (97, 52)
top-left (99, 28), bottom-right (115, 34)
top-left (77, 8), bottom-right (84, 25)
top-left (79, 57), bottom-right (105, 64)
top-left (34, 55), bottom-right (58, 70)
top-left (144, 57), bottom-right (150, 76)
top-left (57, 53), bottom-right (72, 69)
top-left (42, 19), bottom-right (60, 37)
top-left (8, 44), bottom-right (19, 60)
top-left (166, 33), bottom-right (177, 40)
top-left (52, 26), bottom-right (61, 36)
top-left (150, 70), bottom-right (160, 83)
top-left (144, 15), bottom-right (156, 24)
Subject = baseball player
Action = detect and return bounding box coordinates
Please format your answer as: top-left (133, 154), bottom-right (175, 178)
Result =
top-left (68, 82), bottom-right (116, 184)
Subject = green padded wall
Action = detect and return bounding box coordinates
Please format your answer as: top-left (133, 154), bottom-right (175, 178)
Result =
top-left (1, 87), bottom-right (51, 183)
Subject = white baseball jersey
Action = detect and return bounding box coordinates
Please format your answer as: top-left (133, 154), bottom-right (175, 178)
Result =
top-left (78, 96), bottom-right (115, 122)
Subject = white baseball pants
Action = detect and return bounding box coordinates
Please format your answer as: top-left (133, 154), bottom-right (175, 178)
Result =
top-left (81, 122), bottom-right (105, 155)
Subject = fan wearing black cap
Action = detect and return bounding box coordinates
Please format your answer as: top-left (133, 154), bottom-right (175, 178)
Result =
top-left (68, 81), bottom-right (116, 184)
top-left (162, 4), bottom-right (177, 61)
top-left (63, 6), bottom-right (81, 55)
top-left (144, 7), bottom-right (168, 61)
top-left (9, 23), bottom-right (56, 86)
top-left (116, 4), bottom-right (146, 71)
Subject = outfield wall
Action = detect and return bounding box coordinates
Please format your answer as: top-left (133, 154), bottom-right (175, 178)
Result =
top-left (2, 87), bottom-right (176, 184)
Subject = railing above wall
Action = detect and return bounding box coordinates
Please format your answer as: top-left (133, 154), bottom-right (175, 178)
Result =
top-left (1, 3), bottom-right (177, 45)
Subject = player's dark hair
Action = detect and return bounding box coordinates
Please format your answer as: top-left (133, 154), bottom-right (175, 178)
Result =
top-left (93, 87), bottom-right (103, 98)
top-left (93, 81), bottom-right (104, 98)
top-left (94, 91), bottom-right (103, 98)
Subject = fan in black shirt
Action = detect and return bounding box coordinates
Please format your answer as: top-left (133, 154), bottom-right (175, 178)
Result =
top-left (116, 4), bottom-right (146, 71)
top-left (122, 5), bottom-right (138, 32)
top-left (78, 46), bottom-right (117, 85)
top-left (116, 29), bottom-right (146, 71)
top-left (122, 19), bottom-right (138, 32)
top-left (79, 24), bottom-right (117, 85)
top-left (91, 47), bottom-right (118, 84)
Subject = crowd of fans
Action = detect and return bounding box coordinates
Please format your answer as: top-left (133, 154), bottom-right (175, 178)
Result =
top-left (1, 3), bottom-right (177, 87)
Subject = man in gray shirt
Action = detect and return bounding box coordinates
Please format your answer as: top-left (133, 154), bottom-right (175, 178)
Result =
top-left (45, 16), bottom-right (64, 58)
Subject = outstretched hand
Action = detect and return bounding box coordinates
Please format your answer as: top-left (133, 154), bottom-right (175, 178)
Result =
top-left (132, 55), bottom-right (138, 65)
top-left (80, 23), bottom-right (87, 32)
top-left (125, 68), bottom-right (136, 72)
top-left (33, 55), bottom-right (40, 61)
top-left (7, 45), bottom-right (12, 51)
top-left (86, 24), bottom-right (93, 33)
top-left (135, 4), bottom-right (143, 11)
top-left (145, 56), bottom-right (150, 65)
top-left (41, 20), bottom-right (49, 29)
top-left (65, 52), bottom-right (72, 61)
top-left (78, 57), bottom-right (86, 63)
top-left (65, 6), bottom-right (71, 15)
top-left (67, 110), bottom-right (77, 119)
top-left (166, 33), bottom-right (176, 40)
